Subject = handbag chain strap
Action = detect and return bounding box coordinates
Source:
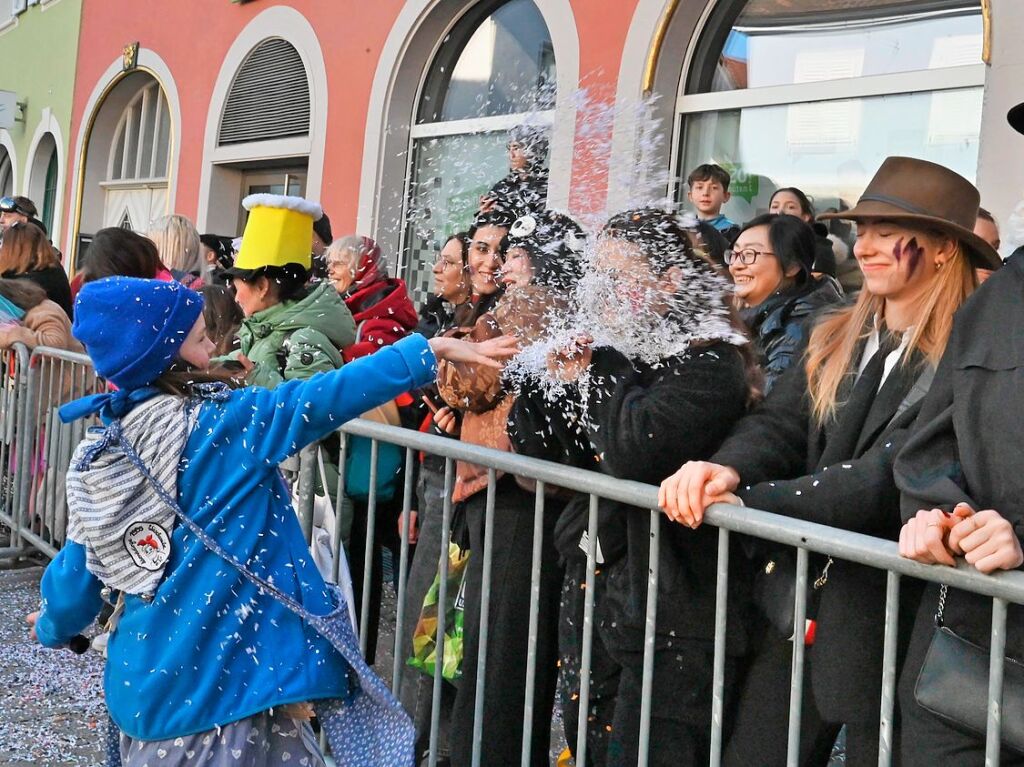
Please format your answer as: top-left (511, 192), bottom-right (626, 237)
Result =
top-left (935, 583), bottom-right (949, 627)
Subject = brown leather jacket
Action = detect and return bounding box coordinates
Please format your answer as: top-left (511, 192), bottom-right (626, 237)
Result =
top-left (436, 286), bottom-right (565, 502)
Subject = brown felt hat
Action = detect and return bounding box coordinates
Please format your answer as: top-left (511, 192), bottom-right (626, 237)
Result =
top-left (818, 156), bottom-right (1000, 270)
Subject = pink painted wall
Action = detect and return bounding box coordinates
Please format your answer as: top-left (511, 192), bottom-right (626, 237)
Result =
top-left (65, 0), bottom-right (642, 242)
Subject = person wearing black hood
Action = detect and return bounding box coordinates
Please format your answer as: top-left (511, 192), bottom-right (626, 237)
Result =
top-left (729, 213), bottom-right (844, 392)
top-left (436, 210), bottom-right (585, 767)
top-left (511, 209), bottom-right (758, 767)
top-left (479, 124), bottom-right (550, 219)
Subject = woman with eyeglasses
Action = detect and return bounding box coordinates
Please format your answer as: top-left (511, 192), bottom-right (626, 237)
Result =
top-left (0, 221), bottom-right (73, 318)
top-left (728, 214), bottom-right (843, 393)
top-left (659, 157), bottom-right (997, 766)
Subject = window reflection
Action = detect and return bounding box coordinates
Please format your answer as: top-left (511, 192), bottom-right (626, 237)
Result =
top-left (711, 1), bottom-right (982, 93)
top-left (419, 0), bottom-right (555, 123)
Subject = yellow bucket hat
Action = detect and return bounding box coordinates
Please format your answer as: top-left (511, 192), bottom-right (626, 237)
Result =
top-left (232, 194), bottom-right (323, 273)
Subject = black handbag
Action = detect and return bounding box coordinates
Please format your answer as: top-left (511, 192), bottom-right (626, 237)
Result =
top-left (752, 548), bottom-right (830, 639)
top-left (914, 584), bottom-right (1024, 754)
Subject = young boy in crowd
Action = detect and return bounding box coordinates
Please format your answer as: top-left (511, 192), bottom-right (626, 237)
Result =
top-left (687, 163), bottom-right (740, 243)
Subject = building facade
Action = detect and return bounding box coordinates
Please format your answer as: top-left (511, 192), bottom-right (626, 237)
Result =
top-left (4, 0), bottom-right (1021, 301)
top-left (0, 0), bottom-right (83, 244)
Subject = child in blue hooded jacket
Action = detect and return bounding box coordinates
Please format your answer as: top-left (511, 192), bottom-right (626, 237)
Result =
top-left (25, 276), bottom-right (514, 767)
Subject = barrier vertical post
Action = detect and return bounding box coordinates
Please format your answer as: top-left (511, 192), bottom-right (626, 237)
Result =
top-left (392, 446), bottom-right (416, 696)
top-left (786, 548), bottom-right (810, 767)
top-left (520, 480), bottom-right (546, 767)
top-left (878, 571), bottom-right (901, 766)
top-left (359, 439), bottom-right (380, 657)
top-left (638, 509), bottom-right (661, 767)
top-left (576, 494), bottom-right (601, 766)
top-left (710, 526), bottom-right (730, 766)
top-left (986, 597), bottom-right (1008, 766)
top-left (471, 468), bottom-right (497, 767)
top-left (429, 458), bottom-right (455, 767)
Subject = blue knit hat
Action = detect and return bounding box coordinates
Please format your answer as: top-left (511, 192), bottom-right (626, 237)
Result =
top-left (73, 277), bottom-right (204, 390)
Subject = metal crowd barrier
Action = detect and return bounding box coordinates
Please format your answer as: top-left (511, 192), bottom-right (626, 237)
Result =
top-left (3, 346), bottom-right (1023, 766)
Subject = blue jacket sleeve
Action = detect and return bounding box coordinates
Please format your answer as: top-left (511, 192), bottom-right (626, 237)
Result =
top-left (228, 333), bottom-right (437, 466)
top-left (35, 541), bottom-right (105, 648)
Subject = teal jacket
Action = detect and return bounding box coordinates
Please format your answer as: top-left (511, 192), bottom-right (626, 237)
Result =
top-left (229, 281), bottom-right (356, 389)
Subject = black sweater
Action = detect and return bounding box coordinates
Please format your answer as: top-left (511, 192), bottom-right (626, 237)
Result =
top-left (4, 266), bottom-right (73, 318)
top-left (510, 341), bottom-right (752, 650)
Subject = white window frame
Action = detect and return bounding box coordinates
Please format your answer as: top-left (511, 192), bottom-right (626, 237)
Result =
top-left (668, 4), bottom-right (987, 203)
top-left (106, 81), bottom-right (169, 184)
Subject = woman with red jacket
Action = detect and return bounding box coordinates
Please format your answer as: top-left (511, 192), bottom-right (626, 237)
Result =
top-left (326, 235), bottom-right (419, 361)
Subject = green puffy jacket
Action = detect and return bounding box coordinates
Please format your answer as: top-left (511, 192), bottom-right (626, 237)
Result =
top-left (228, 281), bottom-right (357, 389)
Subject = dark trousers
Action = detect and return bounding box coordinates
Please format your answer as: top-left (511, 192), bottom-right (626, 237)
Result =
top-left (899, 590), bottom-right (1024, 767)
top-left (449, 477), bottom-right (563, 767)
top-left (724, 630), bottom-right (839, 767)
top-left (559, 560), bottom-right (735, 767)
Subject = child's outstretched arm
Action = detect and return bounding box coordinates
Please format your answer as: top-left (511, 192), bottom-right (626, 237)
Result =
top-left (233, 333), bottom-right (516, 466)
top-left (31, 541), bottom-right (104, 648)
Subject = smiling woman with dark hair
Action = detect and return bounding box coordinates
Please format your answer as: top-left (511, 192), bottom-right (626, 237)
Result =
top-left (729, 213), bottom-right (844, 392)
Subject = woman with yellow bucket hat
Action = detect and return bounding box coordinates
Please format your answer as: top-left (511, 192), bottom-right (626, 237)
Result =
top-left (220, 194), bottom-right (355, 387)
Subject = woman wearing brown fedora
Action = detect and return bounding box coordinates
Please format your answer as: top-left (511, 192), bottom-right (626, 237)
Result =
top-left (657, 156), bottom-right (1000, 766)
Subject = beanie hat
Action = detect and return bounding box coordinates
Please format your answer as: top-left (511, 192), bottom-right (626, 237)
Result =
top-left (506, 211), bottom-right (586, 289)
top-left (73, 277), bottom-right (204, 390)
top-left (313, 211), bottom-right (333, 246)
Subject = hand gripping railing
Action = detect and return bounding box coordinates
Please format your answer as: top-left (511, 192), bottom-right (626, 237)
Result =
top-left (7, 347), bottom-right (1023, 766)
top-left (319, 417), bottom-right (1024, 767)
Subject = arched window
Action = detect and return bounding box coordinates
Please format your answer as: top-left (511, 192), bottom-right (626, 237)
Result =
top-left (402, 0), bottom-right (556, 305)
top-left (108, 81), bottom-right (170, 182)
top-left (0, 147), bottom-right (12, 199)
top-left (674, 0), bottom-right (985, 226)
top-left (219, 38), bottom-right (310, 146)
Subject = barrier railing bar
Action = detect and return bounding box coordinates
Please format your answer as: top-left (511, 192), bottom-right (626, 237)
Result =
top-left (986, 597), bottom-right (1008, 766)
top-left (638, 508), bottom-right (661, 767)
top-left (392, 446), bottom-right (416, 697)
top-left (520, 480), bottom-right (546, 767)
top-left (786, 547), bottom-right (809, 767)
top-left (359, 439), bottom-right (380, 657)
top-left (576, 493), bottom-right (600, 766)
top-left (428, 457), bottom-right (455, 767)
top-left (335, 420), bottom-right (1024, 604)
top-left (330, 436), bottom-right (348, 585)
top-left (709, 526), bottom-right (730, 766)
top-left (295, 444), bottom-right (316, 545)
top-left (878, 570), bottom-right (901, 766)
top-left (471, 468), bottom-right (498, 766)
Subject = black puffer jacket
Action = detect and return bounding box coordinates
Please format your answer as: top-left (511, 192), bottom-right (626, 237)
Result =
top-left (740, 276), bottom-right (845, 393)
top-left (509, 342), bottom-right (753, 653)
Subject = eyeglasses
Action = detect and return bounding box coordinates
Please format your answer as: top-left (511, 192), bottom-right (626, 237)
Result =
top-left (724, 247), bottom-right (775, 266)
top-left (433, 255), bottom-right (464, 272)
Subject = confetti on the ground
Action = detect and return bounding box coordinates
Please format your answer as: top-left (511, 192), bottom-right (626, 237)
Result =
top-left (0, 566), bottom-right (104, 766)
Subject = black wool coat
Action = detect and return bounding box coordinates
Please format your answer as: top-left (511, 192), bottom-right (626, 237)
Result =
top-left (712, 334), bottom-right (932, 725)
top-left (895, 251), bottom-right (1024, 662)
top-left (509, 342), bottom-right (753, 654)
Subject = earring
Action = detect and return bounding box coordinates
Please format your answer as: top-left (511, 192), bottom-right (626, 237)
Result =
top-left (935, 261), bottom-right (944, 271)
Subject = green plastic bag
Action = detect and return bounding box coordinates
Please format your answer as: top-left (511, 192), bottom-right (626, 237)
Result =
top-left (407, 543), bottom-right (470, 680)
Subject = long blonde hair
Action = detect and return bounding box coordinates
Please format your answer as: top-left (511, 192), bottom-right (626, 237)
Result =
top-left (805, 236), bottom-right (976, 425)
top-left (147, 214), bottom-right (201, 273)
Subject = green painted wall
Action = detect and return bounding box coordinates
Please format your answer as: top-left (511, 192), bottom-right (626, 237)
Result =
top-left (0, 0), bottom-right (82, 200)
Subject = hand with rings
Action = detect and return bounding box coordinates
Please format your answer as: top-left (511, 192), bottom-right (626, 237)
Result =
top-left (898, 503), bottom-right (974, 566)
top-left (948, 508), bottom-right (1024, 574)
